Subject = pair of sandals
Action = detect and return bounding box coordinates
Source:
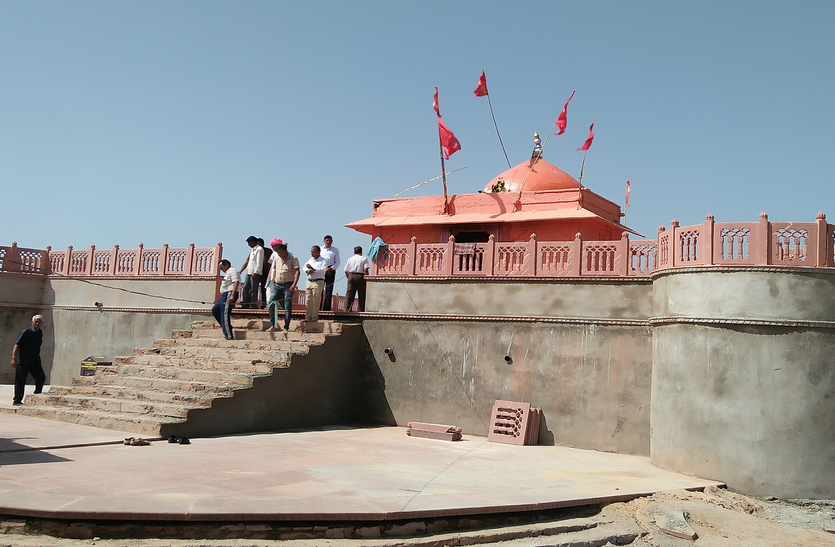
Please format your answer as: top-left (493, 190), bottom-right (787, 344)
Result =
top-left (168, 435), bottom-right (190, 445)
top-left (123, 437), bottom-right (150, 446)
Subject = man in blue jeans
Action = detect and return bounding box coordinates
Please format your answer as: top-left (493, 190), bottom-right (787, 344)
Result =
top-left (212, 259), bottom-right (240, 340)
top-left (266, 243), bottom-right (300, 337)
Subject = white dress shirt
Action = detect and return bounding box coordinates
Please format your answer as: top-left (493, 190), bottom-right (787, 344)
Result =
top-left (320, 245), bottom-right (340, 270)
top-left (344, 254), bottom-right (370, 274)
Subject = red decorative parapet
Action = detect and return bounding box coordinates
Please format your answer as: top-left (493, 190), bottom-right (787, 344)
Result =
top-left (371, 212), bottom-right (835, 278)
top-left (487, 400), bottom-right (541, 446)
top-left (0, 243), bottom-right (223, 277)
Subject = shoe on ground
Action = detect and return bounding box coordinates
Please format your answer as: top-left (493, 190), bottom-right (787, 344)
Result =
top-left (178, 437), bottom-right (191, 445)
top-left (12, 402), bottom-right (22, 406)
top-left (168, 435), bottom-right (179, 444)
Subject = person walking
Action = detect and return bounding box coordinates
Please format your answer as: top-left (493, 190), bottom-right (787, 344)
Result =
top-left (11, 314), bottom-right (46, 406)
top-left (343, 246), bottom-right (370, 312)
top-left (239, 236), bottom-right (263, 309)
top-left (266, 243), bottom-right (300, 336)
top-left (212, 259), bottom-right (240, 340)
top-left (256, 237), bottom-right (272, 309)
top-left (320, 235), bottom-right (340, 312)
top-left (304, 245), bottom-right (328, 321)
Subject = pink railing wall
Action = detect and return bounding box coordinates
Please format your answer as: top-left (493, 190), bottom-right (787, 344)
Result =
top-left (371, 212), bottom-right (835, 278)
top-left (0, 242), bottom-right (222, 277)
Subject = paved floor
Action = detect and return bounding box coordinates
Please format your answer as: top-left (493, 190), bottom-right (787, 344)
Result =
top-left (0, 386), bottom-right (722, 523)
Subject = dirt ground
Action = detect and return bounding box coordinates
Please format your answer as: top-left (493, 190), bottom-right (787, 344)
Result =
top-left (2, 486), bottom-right (835, 546)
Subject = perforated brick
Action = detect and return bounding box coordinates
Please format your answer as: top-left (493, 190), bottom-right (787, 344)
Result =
top-left (488, 400), bottom-right (540, 445)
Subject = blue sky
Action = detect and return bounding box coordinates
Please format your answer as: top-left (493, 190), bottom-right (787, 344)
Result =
top-left (1, 1), bottom-right (834, 269)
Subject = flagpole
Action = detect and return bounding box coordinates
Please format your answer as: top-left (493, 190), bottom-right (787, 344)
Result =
top-left (487, 93), bottom-right (511, 169)
top-left (435, 87), bottom-right (449, 215)
top-left (577, 150), bottom-right (587, 209)
top-left (512, 119), bottom-right (559, 211)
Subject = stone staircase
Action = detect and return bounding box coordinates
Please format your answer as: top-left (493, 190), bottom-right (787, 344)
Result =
top-left (13, 318), bottom-right (358, 437)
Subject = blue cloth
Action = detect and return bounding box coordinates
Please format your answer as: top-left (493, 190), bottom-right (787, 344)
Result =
top-left (211, 292), bottom-right (235, 340)
top-left (268, 282), bottom-right (295, 330)
top-left (367, 237), bottom-right (387, 259)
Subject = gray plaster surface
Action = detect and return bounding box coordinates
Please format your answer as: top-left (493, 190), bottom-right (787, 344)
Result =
top-left (0, 407), bottom-right (722, 522)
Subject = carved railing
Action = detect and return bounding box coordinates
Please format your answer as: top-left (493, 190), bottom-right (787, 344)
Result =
top-left (0, 242), bottom-right (222, 277)
top-left (370, 212), bottom-right (835, 278)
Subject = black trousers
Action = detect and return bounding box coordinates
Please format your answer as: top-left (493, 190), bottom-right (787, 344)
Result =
top-left (14, 361), bottom-right (45, 404)
top-left (242, 273), bottom-right (261, 309)
top-left (321, 269), bottom-right (336, 311)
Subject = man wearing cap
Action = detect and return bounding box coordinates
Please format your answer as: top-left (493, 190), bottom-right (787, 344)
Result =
top-left (10, 315), bottom-right (46, 406)
top-left (238, 236), bottom-right (263, 309)
top-left (266, 242), bottom-right (300, 336)
top-left (320, 235), bottom-right (340, 312)
top-left (304, 245), bottom-right (328, 321)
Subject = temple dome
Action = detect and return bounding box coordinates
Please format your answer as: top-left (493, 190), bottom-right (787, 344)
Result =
top-left (482, 157), bottom-right (580, 193)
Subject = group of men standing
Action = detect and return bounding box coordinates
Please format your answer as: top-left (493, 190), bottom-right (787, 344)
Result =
top-left (211, 235), bottom-right (369, 338)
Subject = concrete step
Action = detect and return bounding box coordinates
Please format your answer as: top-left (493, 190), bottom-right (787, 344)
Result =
top-left (105, 364), bottom-right (259, 387)
top-left (192, 319), bottom-right (343, 335)
top-left (72, 373), bottom-right (246, 394)
top-left (26, 393), bottom-right (196, 419)
top-left (147, 345), bottom-right (294, 364)
top-left (48, 384), bottom-right (227, 407)
top-left (10, 405), bottom-right (182, 436)
top-left (154, 337), bottom-right (319, 354)
top-left (114, 354), bottom-right (283, 374)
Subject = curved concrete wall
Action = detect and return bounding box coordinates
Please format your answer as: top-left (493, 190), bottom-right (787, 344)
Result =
top-left (651, 268), bottom-right (835, 498)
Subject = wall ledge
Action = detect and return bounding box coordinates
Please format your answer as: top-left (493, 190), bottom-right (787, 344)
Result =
top-left (368, 276), bottom-right (653, 285)
top-left (360, 312), bottom-right (648, 326)
top-left (650, 316), bottom-right (835, 329)
top-left (650, 265), bottom-right (835, 280)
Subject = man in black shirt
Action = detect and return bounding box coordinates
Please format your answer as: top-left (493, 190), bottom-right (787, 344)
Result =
top-left (11, 314), bottom-right (46, 406)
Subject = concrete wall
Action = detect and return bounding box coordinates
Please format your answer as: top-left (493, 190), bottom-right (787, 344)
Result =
top-left (651, 268), bottom-right (835, 498)
top-left (359, 277), bottom-right (654, 455)
top-left (360, 319), bottom-right (652, 455)
top-left (45, 277), bottom-right (218, 309)
top-left (367, 278), bottom-right (653, 320)
top-left (0, 274), bottom-right (47, 384)
top-left (50, 308), bottom-right (210, 386)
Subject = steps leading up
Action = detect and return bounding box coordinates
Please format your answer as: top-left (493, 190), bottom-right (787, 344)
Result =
top-left (13, 318), bottom-right (349, 436)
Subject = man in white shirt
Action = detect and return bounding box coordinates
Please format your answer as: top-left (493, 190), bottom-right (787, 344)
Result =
top-left (343, 246), bottom-right (370, 312)
top-left (304, 246), bottom-right (328, 321)
top-left (319, 235), bottom-right (340, 312)
top-left (238, 236), bottom-right (264, 309)
top-left (212, 259), bottom-right (240, 340)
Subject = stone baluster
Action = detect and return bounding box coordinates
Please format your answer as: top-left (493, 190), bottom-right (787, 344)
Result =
top-left (483, 234), bottom-right (496, 276)
top-left (816, 212), bottom-right (828, 267)
top-left (86, 245), bottom-right (95, 275)
top-left (213, 242), bottom-right (223, 273)
top-left (185, 243), bottom-right (195, 275)
top-left (64, 245), bottom-right (73, 275)
top-left (670, 220), bottom-right (679, 268)
top-left (109, 245), bottom-right (119, 275)
top-left (8, 242), bottom-right (20, 273)
top-left (408, 237), bottom-right (417, 276)
top-left (134, 243), bottom-right (144, 275)
top-left (703, 214), bottom-right (715, 265)
top-left (572, 233), bottom-right (583, 276)
top-left (443, 235), bottom-right (455, 276)
top-left (525, 234), bottom-right (537, 276)
top-left (45, 246), bottom-right (52, 274)
top-left (620, 232), bottom-right (630, 276)
top-left (160, 244), bottom-right (169, 275)
top-left (756, 212), bottom-right (769, 265)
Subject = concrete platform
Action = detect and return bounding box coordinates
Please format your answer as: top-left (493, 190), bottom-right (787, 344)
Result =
top-left (0, 398), bottom-right (723, 522)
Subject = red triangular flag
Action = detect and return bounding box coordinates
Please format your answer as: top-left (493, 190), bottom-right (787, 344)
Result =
top-left (577, 119), bottom-right (595, 151)
top-left (433, 87), bottom-right (440, 117)
top-left (438, 118), bottom-right (461, 159)
top-left (473, 71), bottom-right (488, 97)
top-left (625, 180), bottom-right (631, 207)
top-left (555, 90), bottom-right (575, 135)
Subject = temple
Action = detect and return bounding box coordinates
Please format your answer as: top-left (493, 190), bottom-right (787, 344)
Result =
top-left (347, 148), bottom-right (639, 245)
